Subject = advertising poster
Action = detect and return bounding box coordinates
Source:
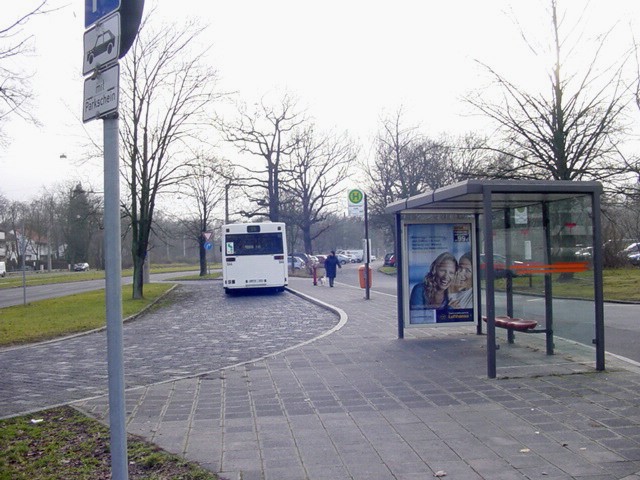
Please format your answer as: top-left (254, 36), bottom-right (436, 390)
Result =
top-left (406, 223), bottom-right (475, 325)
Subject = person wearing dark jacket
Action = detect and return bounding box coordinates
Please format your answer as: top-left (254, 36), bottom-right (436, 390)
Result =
top-left (323, 251), bottom-right (341, 287)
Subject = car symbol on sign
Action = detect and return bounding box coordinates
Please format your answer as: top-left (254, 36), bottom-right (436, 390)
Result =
top-left (87, 30), bottom-right (115, 65)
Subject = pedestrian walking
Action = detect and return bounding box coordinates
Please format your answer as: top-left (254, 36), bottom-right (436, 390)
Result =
top-left (323, 251), bottom-right (341, 287)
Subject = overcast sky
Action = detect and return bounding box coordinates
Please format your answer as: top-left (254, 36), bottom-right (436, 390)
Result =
top-left (2, 0), bottom-right (639, 201)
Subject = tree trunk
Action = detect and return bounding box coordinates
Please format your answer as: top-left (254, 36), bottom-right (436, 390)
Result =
top-left (199, 238), bottom-right (207, 276)
top-left (303, 225), bottom-right (313, 254)
top-left (132, 253), bottom-right (145, 299)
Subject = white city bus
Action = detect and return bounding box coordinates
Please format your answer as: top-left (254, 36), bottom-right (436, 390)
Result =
top-left (221, 222), bottom-right (288, 293)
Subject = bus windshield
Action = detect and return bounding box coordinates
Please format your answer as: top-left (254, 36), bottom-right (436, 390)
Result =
top-left (225, 232), bottom-right (284, 256)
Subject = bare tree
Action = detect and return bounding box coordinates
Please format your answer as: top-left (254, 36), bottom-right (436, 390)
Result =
top-left (0, 1), bottom-right (51, 145)
top-left (0, 192), bottom-right (9, 225)
top-left (618, 37), bottom-right (640, 197)
top-left (444, 132), bottom-right (516, 180)
top-left (281, 125), bottom-right (357, 253)
top-left (364, 109), bottom-right (458, 243)
top-left (4, 200), bottom-right (27, 269)
top-left (465, 0), bottom-right (632, 182)
top-left (66, 184), bottom-right (104, 266)
top-left (120, 16), bottom-right (221, 298)
top-left (216, 94), bottom-right (305, 222)
top-left (180, 156), bottom-right (228, 276)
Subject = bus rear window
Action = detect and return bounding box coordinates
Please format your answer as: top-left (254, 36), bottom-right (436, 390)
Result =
top-left (225, 233), bottom-right (284, 256)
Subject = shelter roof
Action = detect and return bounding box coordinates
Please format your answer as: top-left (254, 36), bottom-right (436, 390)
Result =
top-left (385, 179), bottom-right (602, 214)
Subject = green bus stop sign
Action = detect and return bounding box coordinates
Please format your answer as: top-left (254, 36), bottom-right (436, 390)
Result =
top-left (348, 189), bottom-right (364, 204)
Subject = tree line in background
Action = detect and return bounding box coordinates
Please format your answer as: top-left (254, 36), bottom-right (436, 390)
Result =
top-left (2, 1), bottom-right (640, 296)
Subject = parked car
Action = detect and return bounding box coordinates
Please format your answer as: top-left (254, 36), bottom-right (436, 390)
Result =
top-left (336, 253), bottom-right (351, 265)
top-left (479, 254), bottom-right (523, 278)
top-left (383, 253), bottom-right (396, 267)
top-left (73, 262), bottom-right (90, 272)
top-left (575, 246), bottom-right (593, 259)
top-left (292, 252), bottom-right (312, 266)
top-left (622, 242), bottom-right (640, 255)
top-left (628, 252), bottom-right (640, 266)
top-left (344, 250), bottom-right (364, 262)
top-left (619, 243), bottom-right (640, 263)
top-left (287, 256), bottom-right (305, 270)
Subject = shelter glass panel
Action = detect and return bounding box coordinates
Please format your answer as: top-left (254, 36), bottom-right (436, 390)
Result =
top-left (548, 195), bottom-right (595, 347)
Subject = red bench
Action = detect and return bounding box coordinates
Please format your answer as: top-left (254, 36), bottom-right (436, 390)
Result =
top-left (483, 316), bottom-right (538, 331)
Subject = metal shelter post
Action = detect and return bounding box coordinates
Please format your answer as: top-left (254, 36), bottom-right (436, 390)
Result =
top-left (592, 191), bottom-right (605, 370)
top-left (483, 186), bottom-right (497, 378)
top-left (396, 213), bottom-right (404, 339)
top-left (504, 208), bottom-right (515, 343)
top-left (542, 202), bottom-right (555, 355)
top-left (474, 213), bottom-right (482, 335)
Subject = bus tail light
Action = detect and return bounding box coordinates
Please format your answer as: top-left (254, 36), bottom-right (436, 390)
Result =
top-left (274, 255), bottom-right (284, 260)
top-left (226, 257), bottom-right (236, 262)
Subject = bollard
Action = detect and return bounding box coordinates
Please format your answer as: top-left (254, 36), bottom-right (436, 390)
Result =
top-left (313, 265), bottom-right (317, 286)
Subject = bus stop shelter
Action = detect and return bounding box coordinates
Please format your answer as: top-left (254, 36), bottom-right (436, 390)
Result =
top-left (385, 180), bottom-right (605, 378)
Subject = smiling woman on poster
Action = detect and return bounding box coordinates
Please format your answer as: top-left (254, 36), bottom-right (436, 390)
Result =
top-left (406, 222), bottom-right (474, 325)
top-left (409, 252), bottom-right (458, 310)
top-left (449, 251), bottom-right (473, 309)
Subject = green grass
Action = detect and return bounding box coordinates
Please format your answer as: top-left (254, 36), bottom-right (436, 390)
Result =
top-left (496, 268), bottom-right (640, 302)
top-left (0, 405), bottom-right (218, 479)
top-left (0, 283), bottom-right (173, 347)
top-left (380, 266), bottom-right (640, 302)
top-left (0, 264), bottom-right (218, 290)
top-left (378, 266), bottom-right (398, 275)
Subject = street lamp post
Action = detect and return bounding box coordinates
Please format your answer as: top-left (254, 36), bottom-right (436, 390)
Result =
top-left (225, 183), bottom-right (231, 224)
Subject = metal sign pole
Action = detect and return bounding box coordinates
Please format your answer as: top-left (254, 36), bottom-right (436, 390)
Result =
top-left (104, 115), bottom-right (128, 480)
top-left (83, 3), bottom-right (145, 478)
top-left (364, 193), bottom-right (370, 300)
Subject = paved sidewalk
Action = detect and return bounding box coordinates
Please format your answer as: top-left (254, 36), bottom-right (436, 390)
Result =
top-left (71, 278), bottom-right (640, 480)
top-left (0, 282), bottom-right (338, 418)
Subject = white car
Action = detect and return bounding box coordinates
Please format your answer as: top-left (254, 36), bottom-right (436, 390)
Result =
top-left (628, 252), bottom-right (640, 266)
top-left (336, 254), bottom-right (351, 265)
top-left (622, 243), bottom-right (640, 255)
top-left (287, 256), bottom-right (305, 270)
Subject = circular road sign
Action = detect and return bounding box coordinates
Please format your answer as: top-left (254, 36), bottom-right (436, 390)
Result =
top-left (205, 242), bottom-right (213, 250)
top-left (348, 189), bottom-right (364, 204)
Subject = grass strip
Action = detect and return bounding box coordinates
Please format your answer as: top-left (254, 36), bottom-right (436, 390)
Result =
top-left (0, 405), bottom-right (218, 479)
top-left (0, 264), bottom-right (219, 290)
top-left (0, 283), bottom-right (173, 347)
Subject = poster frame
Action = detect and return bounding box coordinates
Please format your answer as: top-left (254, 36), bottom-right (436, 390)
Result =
top-left (402, 216), bottom-right (477, 327)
